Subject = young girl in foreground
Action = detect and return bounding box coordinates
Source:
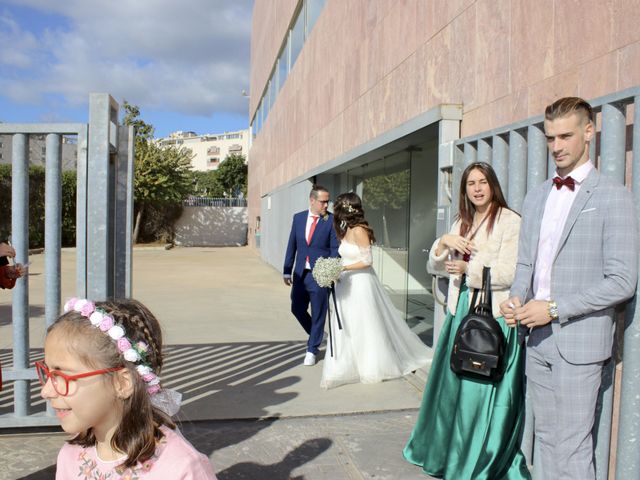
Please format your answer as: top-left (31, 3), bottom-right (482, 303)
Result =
top-left (38, 298), bottom-right (217, 479)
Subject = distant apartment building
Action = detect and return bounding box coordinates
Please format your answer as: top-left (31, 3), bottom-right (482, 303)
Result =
top-left (0, 134), bottom-right (77, 170)
top-left (157, 129), bottom-right (249, 171)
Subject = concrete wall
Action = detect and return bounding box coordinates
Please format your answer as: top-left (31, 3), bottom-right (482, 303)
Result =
top-left (174, 207), bottom-right (248, 247)
top-left (248, 0), bottom-right (640, 245)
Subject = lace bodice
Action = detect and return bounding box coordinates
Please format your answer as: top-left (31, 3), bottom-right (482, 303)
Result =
top-left (339, 240), bottom-right (373, 266)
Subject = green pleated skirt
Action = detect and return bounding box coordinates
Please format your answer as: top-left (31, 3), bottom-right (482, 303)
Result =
top-left (403, 284), bottom-right (531, 479)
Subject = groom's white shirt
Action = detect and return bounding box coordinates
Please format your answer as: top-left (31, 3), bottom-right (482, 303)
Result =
top-left (533, 161), bottom-right (593, 301)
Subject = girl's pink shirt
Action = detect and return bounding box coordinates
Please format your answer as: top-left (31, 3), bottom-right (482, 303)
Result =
top-left (55, 425), bottom-right (217, 479)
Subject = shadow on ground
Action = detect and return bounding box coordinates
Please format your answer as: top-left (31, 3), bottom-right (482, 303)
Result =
top-left (0, 304), bottom-right (45, 327)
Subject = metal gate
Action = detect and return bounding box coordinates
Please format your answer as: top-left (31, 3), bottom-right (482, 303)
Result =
top-left (0, 93), bottom-right (134, 427)
top-left (445, 86), bottom-right (640, 480)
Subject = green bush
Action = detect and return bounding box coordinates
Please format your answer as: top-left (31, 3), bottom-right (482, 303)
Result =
top-left (0, 165), bottom-right (77, 248)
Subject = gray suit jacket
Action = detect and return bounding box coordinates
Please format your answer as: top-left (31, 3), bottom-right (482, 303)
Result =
top-left (510, 169), bottom-right (638, 364)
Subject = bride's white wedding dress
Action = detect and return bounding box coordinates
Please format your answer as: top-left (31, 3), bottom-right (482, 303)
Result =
top-left (320, 240), bottom-right (430, 389)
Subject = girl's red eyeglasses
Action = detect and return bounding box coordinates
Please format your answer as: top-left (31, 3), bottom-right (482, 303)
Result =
top-left (35, 361), bottom-right (123, 397)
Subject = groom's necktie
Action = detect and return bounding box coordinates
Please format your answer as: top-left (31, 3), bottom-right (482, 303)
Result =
top-left (307, 215), bottom-right (319, 245)
top-left (306, 215), bottom-right (319, 266)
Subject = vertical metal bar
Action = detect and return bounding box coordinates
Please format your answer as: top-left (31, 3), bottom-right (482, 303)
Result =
top-left (76, 125), bottom-right (89, 297)
top-left (595, 359), bottom-right (614, 479)
top-left (11, 133), bottom-right (29, 417)
top-left (115, 125), bottom-right (134, 298)
top-left (616, 96), bottom-right (640, 480)
top-left (464, 142), bottom-right (477, 167)
top-left (492, 134), bottom-right (509, 197)
top-left (521, 386), bottom-right (535, 470)
top-left (44, 134), bottom-right (62, 328)
top-left (547, 149), bottom-right (556, 179)
top-left (451, 145), bottom-right (465, 219)
top-left (600, 102), bottom-right (626, 184)
top-left (596, 101), bottom-right (623, 479)
top-left (125, 126), bottom-right (134, 297)
top-left (44, 133), bottom-right (62, 418)
top-left (507, 129), bottom-right (527, 212)
top-left (527, 124), bottom-right (548, 192)
top-left (86, 94), bottom-right (116, 300)
top-left (477, 138), bottom-right (492, 165)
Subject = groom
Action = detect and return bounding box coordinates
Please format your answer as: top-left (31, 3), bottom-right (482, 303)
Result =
top-left (283, 185), bottom-right (339, 366)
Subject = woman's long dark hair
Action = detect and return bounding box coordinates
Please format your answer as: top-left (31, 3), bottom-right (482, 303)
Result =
top-left (457, 162), bottom-right (510, 237)
top-left (333, 192), bottom-right (375, 243)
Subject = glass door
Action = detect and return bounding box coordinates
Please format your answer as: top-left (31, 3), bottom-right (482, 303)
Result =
top-left (346, 151), bottom-right (411, 318)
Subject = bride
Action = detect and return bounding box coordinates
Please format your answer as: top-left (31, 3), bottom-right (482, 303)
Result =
top-left (320, 192), bottom-right (430, 389)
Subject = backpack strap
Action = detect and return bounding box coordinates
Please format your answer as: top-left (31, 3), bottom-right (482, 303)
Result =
top-left (481, 266), bottom-right (493, 309)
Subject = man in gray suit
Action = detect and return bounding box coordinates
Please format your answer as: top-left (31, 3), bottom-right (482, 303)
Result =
top-left (500, 97), bottom-right (638, 479)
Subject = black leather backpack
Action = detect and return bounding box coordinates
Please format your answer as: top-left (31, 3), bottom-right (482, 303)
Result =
top-left (450, 266), bottom-right (506, 382)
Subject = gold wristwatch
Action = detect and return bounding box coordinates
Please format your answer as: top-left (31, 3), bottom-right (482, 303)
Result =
top-left (548, 300), bottom-right (559, 321)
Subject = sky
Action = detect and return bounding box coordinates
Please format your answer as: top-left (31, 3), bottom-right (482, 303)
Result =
top-left (0, 0), bottom-right (253, 138)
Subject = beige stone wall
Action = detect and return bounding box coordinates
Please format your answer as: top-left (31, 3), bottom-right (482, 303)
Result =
top-left (248, 0), bottom-right (640, 241)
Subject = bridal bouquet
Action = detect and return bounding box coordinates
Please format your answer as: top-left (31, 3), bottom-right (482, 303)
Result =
top-left (312, 257), bottom-right (343, 288)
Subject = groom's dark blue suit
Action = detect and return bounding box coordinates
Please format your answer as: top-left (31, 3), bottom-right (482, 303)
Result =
top-left (283, 211), bottom-right (339, 354)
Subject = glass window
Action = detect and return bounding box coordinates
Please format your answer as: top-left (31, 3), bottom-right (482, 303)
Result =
top-left (264, 82), bottom-right (271, 121)
top-left (306, 0), bottom-right (326, 36)
top-left (277, 37), bottom-right (289, 92)
top-left (290, 8), bottom-right (305, 69)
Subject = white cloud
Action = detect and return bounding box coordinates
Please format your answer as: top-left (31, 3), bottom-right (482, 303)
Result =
top-left (0, 0), bottom-right (253, 116)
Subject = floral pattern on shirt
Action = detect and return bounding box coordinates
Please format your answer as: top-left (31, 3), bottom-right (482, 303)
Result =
top-left (75, 437), bottom-right (166, 480)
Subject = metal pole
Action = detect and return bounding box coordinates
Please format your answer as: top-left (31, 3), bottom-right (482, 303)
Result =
top-left (492, 134), bottom-right (509, 198)
top-left (86, 94), bottom-right (118, 300)
top-left (507, 129), bottom-right (527, 212)
top-left (527, 124), bottom-right (547, 192)
top-left (600, 102), bottom-right (626, 184)
top-left (477, 138), bottom-right (492, 165)
top-left (44, 134), bottom-right (62, 328)
top-left (76, 125), bottom-right (89, 297)
top-left (11, 133), bottom-right (30, 417)
top-left (464, 142), bottom-right (477, 167)
top-left (615, 96), bottom-right (640, 480)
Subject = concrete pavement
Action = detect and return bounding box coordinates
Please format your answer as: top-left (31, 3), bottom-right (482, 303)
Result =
top-left (0, 247), bottom-right (435, 479)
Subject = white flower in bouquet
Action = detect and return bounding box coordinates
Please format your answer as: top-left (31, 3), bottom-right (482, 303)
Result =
top-left (312, 257), bottom-right (343, 288)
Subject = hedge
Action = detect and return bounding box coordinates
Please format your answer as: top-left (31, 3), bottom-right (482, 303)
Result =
top-left (0, 164), bottom-right (77, 248)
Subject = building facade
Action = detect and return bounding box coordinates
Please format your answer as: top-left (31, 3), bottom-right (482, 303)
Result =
top-left (157, 129), bottom-right (249, 171)
top-left (248, 0), bottom-right (640, 349)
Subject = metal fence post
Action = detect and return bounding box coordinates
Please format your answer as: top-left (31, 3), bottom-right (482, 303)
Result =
top-left (615, 95), bottom-right (640, 480)
top-left (11, 133), bottom-right (30, 417)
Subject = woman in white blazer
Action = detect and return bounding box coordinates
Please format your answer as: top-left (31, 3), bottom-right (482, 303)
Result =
top-left (404, 162), bottom-right (531, 480)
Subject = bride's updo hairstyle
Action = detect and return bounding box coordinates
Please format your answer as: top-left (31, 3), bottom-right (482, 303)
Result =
top-left (333, 192), bottom-right (376, 243)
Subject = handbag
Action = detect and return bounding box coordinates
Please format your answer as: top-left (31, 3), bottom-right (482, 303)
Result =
top-left (450, 266), bottom-right (506, 382)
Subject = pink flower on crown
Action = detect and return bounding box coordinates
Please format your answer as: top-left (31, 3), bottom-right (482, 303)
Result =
top-left (79, 301), bottom-right (95, 317)
top-left (73, 298), bottom-right (89, 313)
top-left (117, 338), bottom-right (132, 352)
top-left (136, 341), bottom-right (149, 353)
top-left (142, 373), bottom-right (156, 383)
top-left (64, 297), bottom-right (78, 312)
top-left (99, 316), bottom-right (114, 332)
top-left (147, 384), bottom-right (161, 395)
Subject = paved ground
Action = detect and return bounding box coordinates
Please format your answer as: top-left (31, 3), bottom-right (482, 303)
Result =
top-left (0, 247), bottom-right (435, 480)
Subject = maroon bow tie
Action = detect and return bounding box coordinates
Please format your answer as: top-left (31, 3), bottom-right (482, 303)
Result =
top-left (552, 176), bottom-right (576, 191)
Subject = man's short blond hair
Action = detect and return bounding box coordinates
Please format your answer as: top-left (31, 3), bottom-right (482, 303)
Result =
top-left (545, 97), bottom-right (594, 124)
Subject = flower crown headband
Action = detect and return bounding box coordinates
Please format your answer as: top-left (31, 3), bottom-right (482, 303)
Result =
top-left (63, 298), bottom-right (161, 395)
